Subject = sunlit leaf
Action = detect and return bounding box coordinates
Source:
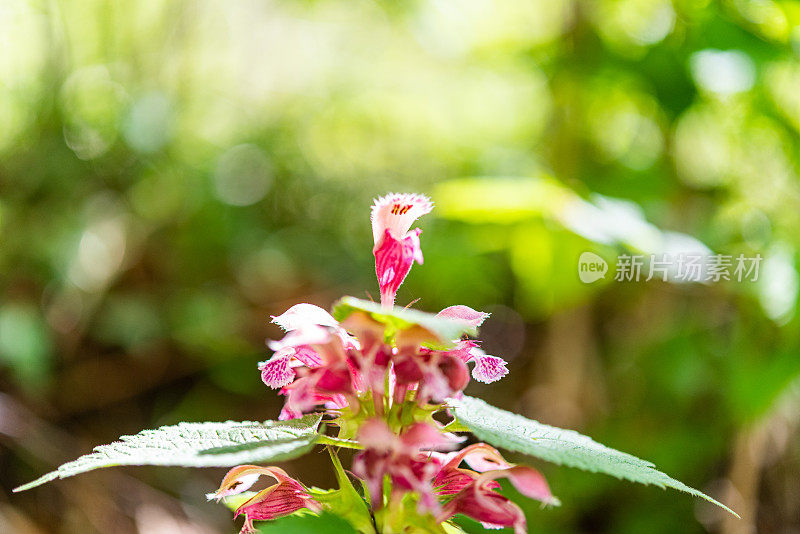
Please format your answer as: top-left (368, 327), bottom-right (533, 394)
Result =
top-left (449, 396), bottom-right (737, 517)
top-left (14, 414), bottom-right (322, 492)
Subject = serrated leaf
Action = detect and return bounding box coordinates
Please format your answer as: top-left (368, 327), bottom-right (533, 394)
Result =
top-left (449, 396), bottom-right (737, 517)
top-left (14, 414), bottom-right (322, 492)
top-left (332, 296), bottom-right (475, 345)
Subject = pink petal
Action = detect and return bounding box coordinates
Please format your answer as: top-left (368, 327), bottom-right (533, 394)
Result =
top-left (370, 192), bottom-right (433, 245)
top-left (374, 229), bottom-right (423, 307)
top-left (433, 468), bottom-right (479, 495)
top-left (271, 303), bottom-right (339, 331)
top-left (209, 465), bottom-right (300, 501)
top-left (206, 472), bottom-right (261, 500)
top-left (407, 228), bottom-right (424, 264)
top-left (449, 443), bottom-right (512, 473)
top-left (438, 485), bottom-right (527, 534)
top-left (437, 305), bottom-right (490, 328)
top-left (357, 418), bottom-right (397, 452)
top-left (439, 353), bottom-right (471, 392)
top-left (314, 365), bottom-right (353, 394)
top-left (470, 349), bottom-right (509, 384)
top-left (504, 466), bottom-right (557, 505)
top-left (278, 406), bottom-right (300, 421)
top-left (323, 392), bottom-right (349, 410)
top-left (258, 354), bottom-right (296, 389)
top-left (400, 422), bottom-right (458, 452)
top-left (448, 339), bottom-right (478, 363)
top-left (479, 466), bottom-right (557, 506)
top-left (393, 356), bottom-right (425, 385)
top-left (235, 483), bottom-right (321, 523)
top-left (292, 346), bottom-right (323, 368)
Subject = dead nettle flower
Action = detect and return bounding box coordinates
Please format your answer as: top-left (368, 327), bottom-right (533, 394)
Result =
top-left (371, 193), bottom-right (433, 308)
top-left (237, 192), bottom-right (531, 531)
top-left (434, 444), bottom-right (557, 534)
top-left (257, 304), bottom-right (362, 420)
top-left (352, 418), bottom-right (459, 512)
top-left (256, 203), bottom-right (511, 420)
top-left (435, 305), bottom-right (509, 384)
top-left (208, 465), bottom-right (322, 534)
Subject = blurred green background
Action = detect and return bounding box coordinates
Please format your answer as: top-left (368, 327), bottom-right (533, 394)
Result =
top-left (2, 0), bottom-right (800, 532)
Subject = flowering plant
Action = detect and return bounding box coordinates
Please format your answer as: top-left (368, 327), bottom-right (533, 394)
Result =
top-left (15, 194), bottom-right (736, 532)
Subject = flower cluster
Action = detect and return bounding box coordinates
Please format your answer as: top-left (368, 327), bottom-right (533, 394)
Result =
top-left (211, 193), bottom-right (555, 534)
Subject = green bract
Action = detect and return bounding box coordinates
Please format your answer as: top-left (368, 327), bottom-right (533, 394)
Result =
top-left (332, 296), bottom-right (476, 346)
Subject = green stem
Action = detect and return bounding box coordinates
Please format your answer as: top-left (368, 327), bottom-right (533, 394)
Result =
top-left (317, 434), bottom-right (364, 449)
top-left (326, 446), bottom-right (352, 490)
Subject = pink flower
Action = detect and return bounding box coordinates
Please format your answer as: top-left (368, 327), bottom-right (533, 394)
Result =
top-left (278, 359), bottom-right (355, 420)
top-left (208, 465), bottom-right (322, 534)
top-left (353, 419), bottom-right (456, 511)
top-left (436, 305), bottom-right (509, 384)
top-left (259, 305), bottom-right (337, 390)
top-left (371, 193), bottom-right (433, 308)
top-left (259, 347), bottom-right (322, 389)
top-left (433, 443), bottom-right (510, 495)
top-left (435, 444), bottom-right (557, 534)
top-left (260, 303), bottom-right (361, 417)
top-left (340, 311), bottom-right (394, 395)
top-left (394, 349), bottom-right (471, 405)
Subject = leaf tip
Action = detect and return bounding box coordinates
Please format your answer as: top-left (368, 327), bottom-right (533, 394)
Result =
top-left (13, 472), bottom-right (58, 493)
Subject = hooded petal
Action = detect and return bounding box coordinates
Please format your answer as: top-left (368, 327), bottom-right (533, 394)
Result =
top-left (445, 443), bottom-right (512, 473)
top-left (371, 193), bottom-right (433, 245)
top-left (433, 444), bottom-right (508, 495)
top-left (271, 303), bottom-right (339, 331)
top-left (233, 479), bottom-right (322, 534)
top-left (207, 465), bottom-right (298, 501)
top-left (437, 305), bottom-right (490, 328)
top-left (438, 484), bottom-right (527, 534)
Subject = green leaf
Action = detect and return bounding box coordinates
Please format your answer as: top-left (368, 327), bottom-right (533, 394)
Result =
top-left (14, 414), bottom-right (322, 492)
top-left (332, 296), bottom-right (475, 345)
top-left (449, 396), bottom-right (738, 517)
top-left (315, 447), bottom-right (375, 533)
top-left (255, 512), bottom-right (357, 533)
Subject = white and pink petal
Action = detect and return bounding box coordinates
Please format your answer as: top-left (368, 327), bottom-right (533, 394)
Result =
top-left (271, 303), bottom-right (339, 332)
top-left (370, 193), bottom-right (433, 245)
top-left (437, 305), bottom-right (490, 328)
top-left (469, 348), bottom-right (509, 384)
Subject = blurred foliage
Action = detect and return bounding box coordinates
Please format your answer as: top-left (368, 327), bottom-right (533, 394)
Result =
top-left (2, 0), bottom-right (800, 533)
